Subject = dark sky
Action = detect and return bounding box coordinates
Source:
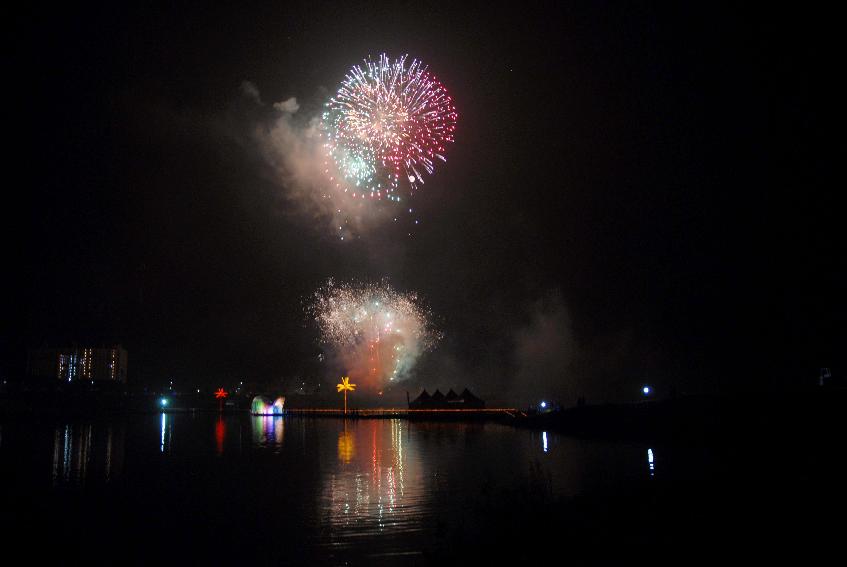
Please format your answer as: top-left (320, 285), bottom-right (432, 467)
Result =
top-left (13, 2), bottom-right (844, 402)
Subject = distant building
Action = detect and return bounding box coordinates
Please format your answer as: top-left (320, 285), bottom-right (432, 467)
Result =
top-left (408, 388), bottom-right (485, 409)
top-left (27, 345), bottom-right (128, 383)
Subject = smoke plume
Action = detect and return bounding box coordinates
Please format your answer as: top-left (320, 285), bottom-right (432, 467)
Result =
top-left (242, 82), bottom-right (397, 238)
top-left (511, 291), bottom-right (578, 406)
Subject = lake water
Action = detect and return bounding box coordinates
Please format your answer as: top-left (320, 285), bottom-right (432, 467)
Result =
top-left (1, 412), bottom-right (842, 563)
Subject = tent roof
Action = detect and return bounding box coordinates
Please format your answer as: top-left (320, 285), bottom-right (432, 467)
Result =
top-left (411, 389), bottom-right (431, 403)
top-left (460, 388), bottom-right (482, 402)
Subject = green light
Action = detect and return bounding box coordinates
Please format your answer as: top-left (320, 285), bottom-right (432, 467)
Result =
top-left (160, 398), bottom-right (168, 407)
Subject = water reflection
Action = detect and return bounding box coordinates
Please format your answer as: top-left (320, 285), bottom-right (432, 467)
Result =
top-left (51, 423), bottom-right (124, 486)
top-left (251, 415), bottom-right (285, 448)
top-left (322, 419), bottom-right (414, 537)
top-left (338, 424), bottom-right (355, 463)
top-left (215, 417), bottom-right (226, 456)
top-left (2, 414), bottom-right (684, 561)
top-left (159, 412), bottom-right (174, 453)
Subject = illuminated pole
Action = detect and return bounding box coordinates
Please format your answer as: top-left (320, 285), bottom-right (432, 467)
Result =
top-left (336, 376), bottom-right (356, 415)
top-left (215, 388), bottom-right (228, 412)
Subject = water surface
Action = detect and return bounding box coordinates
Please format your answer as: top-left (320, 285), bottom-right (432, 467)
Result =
top-left (2, 412), bottom-right (840, 563)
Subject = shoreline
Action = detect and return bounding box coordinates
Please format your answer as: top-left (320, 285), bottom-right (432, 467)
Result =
top-left (3, 389), bottom-right (845, 443)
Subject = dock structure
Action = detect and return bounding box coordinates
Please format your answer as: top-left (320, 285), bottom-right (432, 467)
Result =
top-left (284, 408), bottom-right (519, 419)
top-left (408, 388), bottom-right (486, 409)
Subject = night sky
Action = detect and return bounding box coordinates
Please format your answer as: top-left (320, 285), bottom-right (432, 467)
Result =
top-left (14, 2), bottom-right (844, 403)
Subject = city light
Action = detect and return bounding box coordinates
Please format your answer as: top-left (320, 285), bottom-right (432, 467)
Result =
top-left (642, 385), bottom-right (651, 396)
top-left (540, 401), bottom-right (547, 409)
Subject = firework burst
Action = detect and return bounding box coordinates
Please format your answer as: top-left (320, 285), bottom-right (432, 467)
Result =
top-left (322, 53), bottom-right (458, 202)
top-left (308, 279), bottom-right (441, 389)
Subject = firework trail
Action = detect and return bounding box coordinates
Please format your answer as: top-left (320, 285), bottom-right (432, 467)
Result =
top-left (308, 279), bottom-right (441, 390)
top-left (322, 53), bottom-right (458, 203)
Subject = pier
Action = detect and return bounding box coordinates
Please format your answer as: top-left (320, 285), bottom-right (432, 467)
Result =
top-left (282, 408), bottom-right (521, 419)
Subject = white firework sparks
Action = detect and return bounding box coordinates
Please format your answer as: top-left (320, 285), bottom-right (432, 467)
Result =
top-left (308, 279), bottom-right (440, 388)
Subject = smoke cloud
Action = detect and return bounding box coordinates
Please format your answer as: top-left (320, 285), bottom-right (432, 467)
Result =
top-left (240, 80), bottom-right (262, 104)
top-left (242, 82), bottom-right (397, 238)
top-left (308, 279), bottom-right (440, 395)
top-left (511, 291), bottom-right (578, 406)
top-left (273, 97), bottom-right (300, 113)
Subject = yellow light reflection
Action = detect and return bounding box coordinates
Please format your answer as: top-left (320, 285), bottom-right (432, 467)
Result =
top-left (338, 426), bottom-right (355, 463)
top-left (324, 419), bottom-right (417, 533)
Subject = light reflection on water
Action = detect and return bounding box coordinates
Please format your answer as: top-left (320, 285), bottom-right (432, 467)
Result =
top-left (337, 424), bottom-right (354, 463)
top-left (215, 416), bottom-right (225, 455)
top-left (49, 422), bottom-right (125, 487)
top-left (252, 415), bottom-right (285, 449)
top-left (2, 413), bottom-right (660, 560)
top-left (648, 447), bottom-right (655, 476)
top-left (322, 419), bottom-right (416, 542)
